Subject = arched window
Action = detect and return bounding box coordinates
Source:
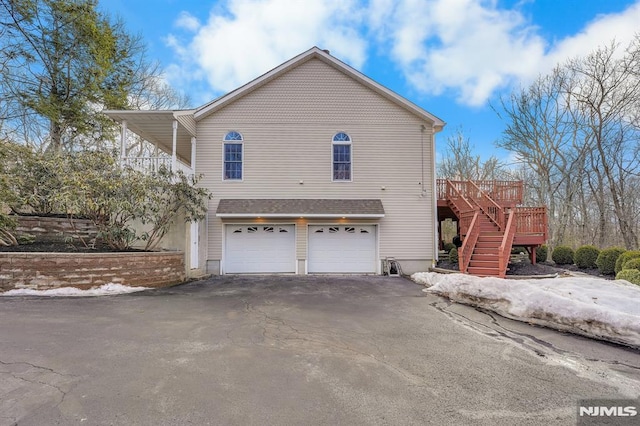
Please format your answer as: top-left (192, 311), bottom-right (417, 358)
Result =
top-left (223, 131), bottom-right (243, 180)
top-left (332, 132), bottom-right (351, 181)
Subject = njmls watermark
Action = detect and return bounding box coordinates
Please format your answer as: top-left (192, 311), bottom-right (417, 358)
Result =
top-left (577, 399), bottom-right (639, 425)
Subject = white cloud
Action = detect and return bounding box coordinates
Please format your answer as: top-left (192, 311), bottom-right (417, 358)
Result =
top-left (544, 2), bottom-right (640, 69)
top-left (374, 0), bottom-right (640, 106)
top-left (165, 0), bottom-right (367, 94)
top-left (174, 11), bottom-right (201, 32)
top-left (164, 0), bottom-right (640, 107)
top-left (370, 0), bottom-right (547, 106)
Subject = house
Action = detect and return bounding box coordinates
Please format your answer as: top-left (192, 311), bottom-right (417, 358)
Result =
top-left (105, 46), bottom-right (446, 276)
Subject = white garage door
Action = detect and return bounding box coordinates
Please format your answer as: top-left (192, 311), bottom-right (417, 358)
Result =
top-left (308, 225), bottom-right (377, 273)
top-left (225, 225), bottom-right (295, 273)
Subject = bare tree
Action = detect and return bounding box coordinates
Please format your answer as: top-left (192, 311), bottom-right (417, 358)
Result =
top-left (437, 128), bottom-right (507, 181)
top-left (495, 67), bottom-right (588, 248)
top-left (495, 35), bottom-right (640, 250)
top-left (568, 38), bottom-right (640, 249)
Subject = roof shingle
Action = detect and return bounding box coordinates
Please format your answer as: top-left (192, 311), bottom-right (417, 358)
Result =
top-left (216, 199), bottom-right (385, 217)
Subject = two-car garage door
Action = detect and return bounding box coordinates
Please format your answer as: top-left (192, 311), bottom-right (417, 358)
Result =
top-left (224, 224), bottom-right (377, 274)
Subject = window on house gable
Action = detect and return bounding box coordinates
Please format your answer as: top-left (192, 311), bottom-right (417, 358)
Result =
top-left (332, 132), bottom-right (351, 181)
top-left (224, 131), bottom-right (243, 180)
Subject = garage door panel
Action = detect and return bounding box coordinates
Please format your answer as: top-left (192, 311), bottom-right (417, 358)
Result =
top-left (308, 225), bottom-right (377, 273)
top-left (225, 225), bottom-right (295, 273)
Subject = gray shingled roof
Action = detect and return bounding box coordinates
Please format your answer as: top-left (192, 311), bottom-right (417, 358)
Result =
top-left (216, 199), bottom-right (385, 217)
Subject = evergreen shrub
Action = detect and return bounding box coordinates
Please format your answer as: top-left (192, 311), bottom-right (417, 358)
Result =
top-left (551, 245), bottom-right (574, 265)
top-left (574, 245), bottom-right (600, 269)
top-left (596, 247), bottom-right (625, 275)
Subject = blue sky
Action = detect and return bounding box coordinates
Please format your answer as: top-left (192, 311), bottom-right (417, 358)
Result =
top-left (101, 0), bottom-right (640, 162)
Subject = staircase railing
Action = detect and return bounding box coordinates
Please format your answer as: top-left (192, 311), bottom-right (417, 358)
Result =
top-left (459, 210), bottom-right (480, 273)
top-left (468, 181), bottom-right (505, 230)
top-left (498, 211), bottom-right (517, 278)
top-left (445, 180), bottom-right (475, 232)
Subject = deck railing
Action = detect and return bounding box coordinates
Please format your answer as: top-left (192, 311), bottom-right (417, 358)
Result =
top-left (514, 207), bottom-right (548, 239)
top-left (122, 157), bottom-right (193, 177)
top-left (437, 179), bottom-right (523, 205)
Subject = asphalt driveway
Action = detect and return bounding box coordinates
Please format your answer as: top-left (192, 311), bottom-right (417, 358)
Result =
top-left (1, 275), bottom-right (639, 425)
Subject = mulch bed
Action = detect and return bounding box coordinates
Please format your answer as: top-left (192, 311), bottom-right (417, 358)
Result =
top-left (0, 241), bottom-right (147, 253)
top-left (437, 259), bottom-right (614, 280)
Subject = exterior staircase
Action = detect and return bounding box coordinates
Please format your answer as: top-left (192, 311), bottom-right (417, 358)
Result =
top-left (468, 213), bottom-right (504, 276)
top-left (437, 179), bottom-right (547, 278)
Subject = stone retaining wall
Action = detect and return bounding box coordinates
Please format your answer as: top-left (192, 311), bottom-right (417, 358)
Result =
top-left (15, 216), bottom-right (98, 241)
top-left (0, 251), bottom-right (185, 292)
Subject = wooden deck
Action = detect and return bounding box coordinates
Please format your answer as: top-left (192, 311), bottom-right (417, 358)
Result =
top-left (437, 179), bottom-right (547, 277)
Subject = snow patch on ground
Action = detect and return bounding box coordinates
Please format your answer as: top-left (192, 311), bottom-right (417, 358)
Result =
top-left (1, 283), bottom-right (149, 297)
top-left (412, 272), bottom-right (640, 348)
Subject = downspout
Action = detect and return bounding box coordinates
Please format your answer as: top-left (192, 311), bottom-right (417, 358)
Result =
top-left (420, 125), bottom-right (426, 196)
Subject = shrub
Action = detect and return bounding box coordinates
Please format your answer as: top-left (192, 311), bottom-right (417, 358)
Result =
top-left (622, 257), bottom-right (640, 271)
top-left (443, 242), bottom-right (455, 252)
top-left (16, 233), bottom-right (36, 245)
top-left (0, 141), bottom-right (20, 246)
top-left (536, 245), bottom-right (548, 262)
top-left (551, 245), bottom-right (574, 265)
top-left (615, 269), bottom-right (640, 286)
top-left (449, 247), bottom-right (459, 264)
top-left (596, 247), bottom-right (625, 275)
top-left (615, 250), bottom-right (640, 274)
top-left (0, 213), bottom-right (18, 246)
top-left (511, 246), bottom-right (526, 255)
top-left (574, 245), bottom-right (600, 269)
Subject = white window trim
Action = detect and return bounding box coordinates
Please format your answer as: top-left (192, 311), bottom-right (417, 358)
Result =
top-left (331, 132), bottom-right (353, 182)
top-left (222, 131), bottom-right (244, 182)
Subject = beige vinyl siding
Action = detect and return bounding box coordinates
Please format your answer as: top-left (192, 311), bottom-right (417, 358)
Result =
top-left (197, 58), bottom-right (436, 271)
top-left (175, 114), bottom-right (196, 138)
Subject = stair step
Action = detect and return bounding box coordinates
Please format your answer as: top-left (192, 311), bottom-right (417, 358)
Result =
top-left (472, 254), bottom-right (498, 261)
top-left (467, 267), bottom-right (501, 276)
top-left (476, 242), bottom-right (501, 249)
top-left (479, 229), bottom-right (500, 234)
top-left (469, 260), bottom-right (499, 268)
top-left (474, 247), bottom-right (498, 255)
top-left (478, 235), bottom-right (503, 241)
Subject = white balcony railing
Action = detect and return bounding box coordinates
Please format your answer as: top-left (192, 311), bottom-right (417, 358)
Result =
top-left (122, 157), bottom-right (193, 178)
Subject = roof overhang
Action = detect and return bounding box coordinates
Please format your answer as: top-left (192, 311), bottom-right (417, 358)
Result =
top-left (216, 199), bottom-right (385, 219)
top-left (103, 110), bottom-right (196, 162)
